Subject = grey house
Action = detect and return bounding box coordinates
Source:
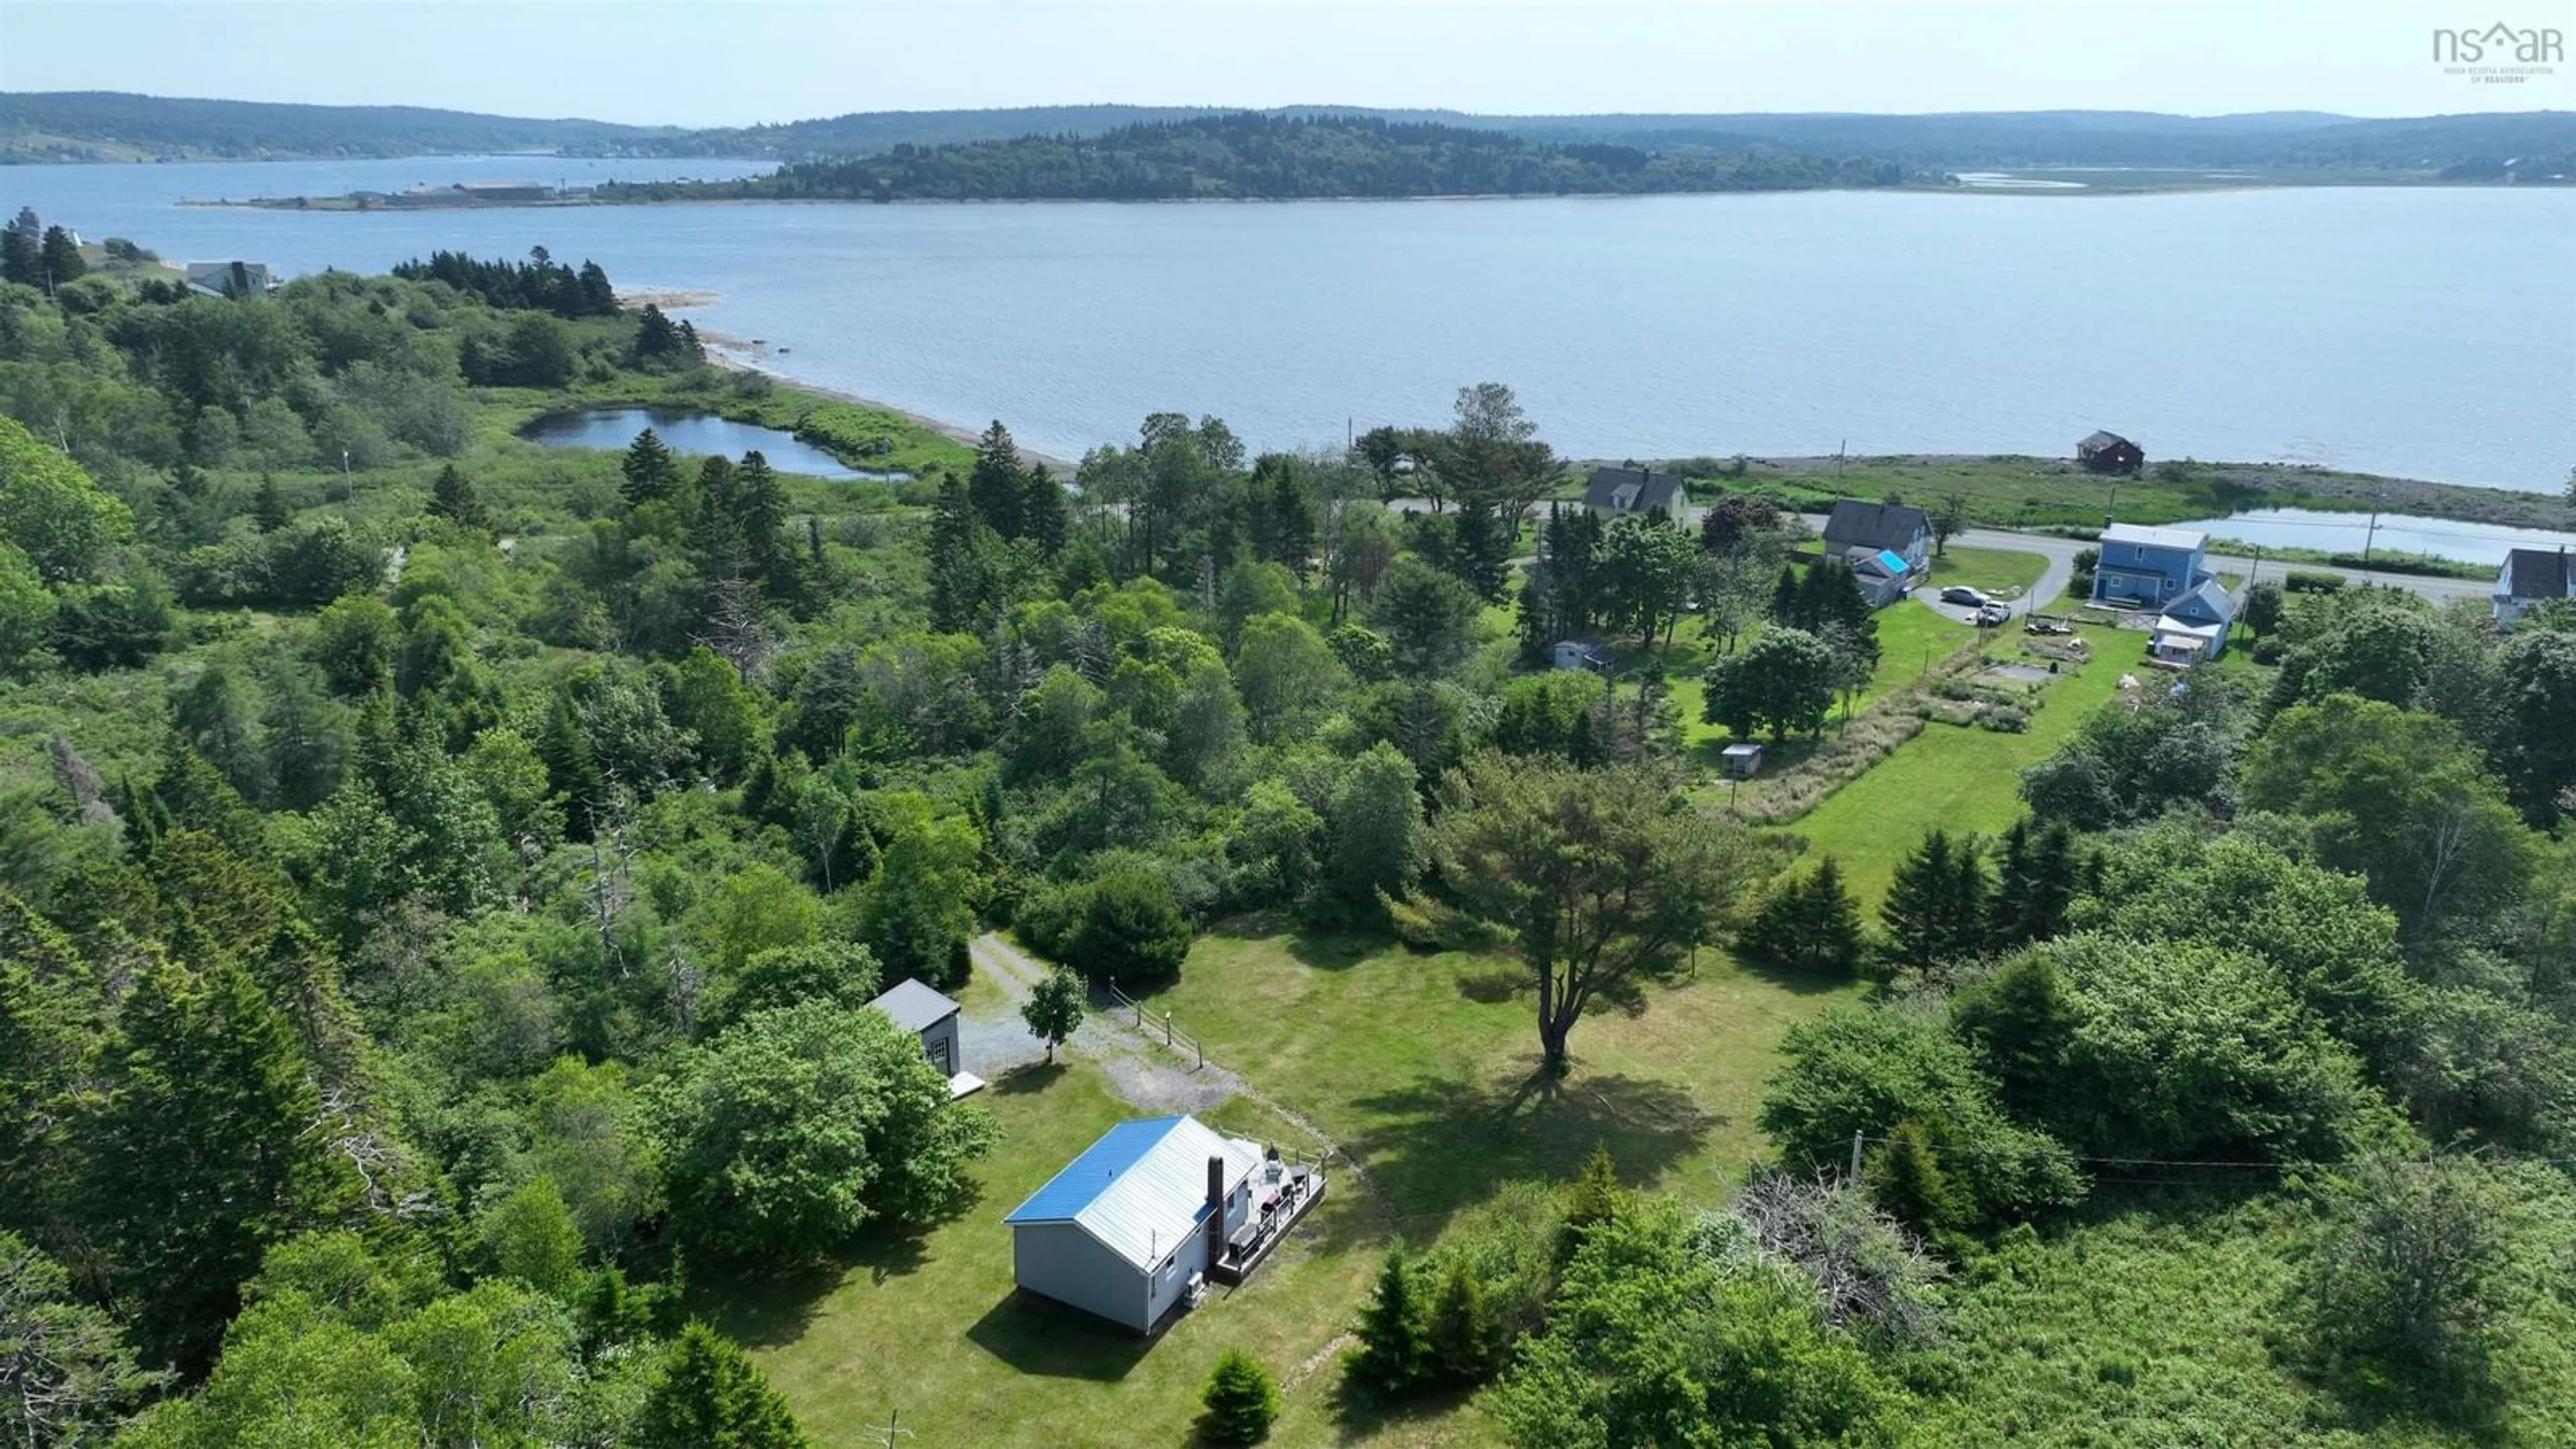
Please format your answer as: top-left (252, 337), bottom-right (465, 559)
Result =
top-left (1582, 466), bottom-right (1686, 524)
top-left (1004, 1116), bottom-right (1267, 1333)
top-left (1822, 501), bottom-right (1932, 574)
top-left (867, 978), bottom-right (979, 1098)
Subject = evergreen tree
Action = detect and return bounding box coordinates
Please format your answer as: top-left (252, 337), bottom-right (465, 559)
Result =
top-left (1563, 1144), bottom-right (1628, 1254)
top-left (1770, 562), bottom-right (1801, 623)
top-left (1264, 461), bottom-right (1317, 577)
top-left (1426, 1256), bottom-right (1494, 1383)
top-left (1018, 462), bottom-right (1069, 558)
top-left (427, 464), bottom-right (492, 534)
top-left (37, 226), bottom-right (84, 286)
top-left (1949, 951), bottom-right (2078, 1117)
top-left (926, 474), bottom-right (993, 633)
top-left (1869, 1118), bottom-right (1966, 1232)
top-left (252, 474), bottom-right (290, 534)
top-left (82, 957), bottom-right (360, 1375)
top-left (620, 428), bottom-right (680, 506)
top-left (633, 1323), bottom-right (811, 1449)
top-left (967, 421), bottom-right (1025, 539)
top-left (1880, 828), bottom-right (1988, 974)
top-left (631, 304), bottom-right (686, 366)
top-left (735, 451), bottom-right (792, 594)
top-left (0, 226), bottom-right (34, 287)
top-left (692, 454), bottom-right (743, 566)
top-left (1989, 817), bottom-right (2077, 946)
top-left (576, 259), bottom-right (617, 315)
top-left (1740, 857), bottom-right (1864, 976)
top-left (1351, 1246), bottom-right (1427, 1394)
top-left (1198, 1348), bottom-right (1282, 1445)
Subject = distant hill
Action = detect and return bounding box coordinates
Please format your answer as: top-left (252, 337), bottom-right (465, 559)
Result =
top-left (0, 91), bottom-right (689, 162)
top-left (5, 91), bottom-right (2572, 178)
top-left (595, 112), bottom-right (1909, 203)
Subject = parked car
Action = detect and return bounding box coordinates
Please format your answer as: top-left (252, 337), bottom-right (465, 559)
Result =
top-left (1939, 585), bottom-right (1990, 607)
top-left (1974, 604), bottom-right (2011, 627)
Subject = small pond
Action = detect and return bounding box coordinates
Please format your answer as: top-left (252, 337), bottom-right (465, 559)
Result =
top-left (519, 407), bottom-right (906, 480)
top-left (2163, 507), bottom-right (2576, 569)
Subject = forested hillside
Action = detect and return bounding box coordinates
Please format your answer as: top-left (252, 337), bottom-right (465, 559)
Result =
top-left (602, 111), bottom-right (1908, 203)
top-left (1, 217), bottom-right (2573, 1446)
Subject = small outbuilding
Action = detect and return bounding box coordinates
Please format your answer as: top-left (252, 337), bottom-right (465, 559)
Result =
top-left (2494, 547), bottom-right (2574, 629)
top-left (1845, 546), bottom-right (1914, 608)
top-left (1550, 638), bottom-right (1613, 672)
top-left (1004, 1116), bottom-right (1270, 1333)
top-left (2076, 430), bottom-right (2145, 475)
top-left (867, 977), bottom-right (981, 1098)
top-left (1720, 742), bottom-right (1765, 778)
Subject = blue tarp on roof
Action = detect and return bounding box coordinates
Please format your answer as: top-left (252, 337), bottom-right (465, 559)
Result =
top-left (1876, 549), bottom-right (1908, 575)
top-left (1004, 1116), bottom-right (1187, 1224)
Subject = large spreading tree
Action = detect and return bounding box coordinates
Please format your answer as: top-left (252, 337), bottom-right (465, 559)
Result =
top-left (1421, 755), bottom-right (1767, 1071)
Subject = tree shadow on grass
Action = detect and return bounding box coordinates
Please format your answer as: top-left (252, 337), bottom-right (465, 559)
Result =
top-left (1315, 1059), bottom-right (1719, 1252)
top-left (1327, 1372), bottom-right (1483, 1442)
top-left (1201, 911), bottom-right (1394, 973)
top-left (1723, 949), bottom-right (1866, 998)
top-left (993, 1060), bottom-right (1067, 1095)
top-left (963, 1291), bottom-right (1156, 1381)
top-left (694, 1185), bottom-right (985, 1350)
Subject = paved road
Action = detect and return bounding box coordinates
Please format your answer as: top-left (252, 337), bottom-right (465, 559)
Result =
top-left (1938, 527), bottom-right (2493, 611)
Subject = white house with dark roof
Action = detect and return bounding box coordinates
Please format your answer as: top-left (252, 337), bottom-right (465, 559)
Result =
top-left (866, 977), bottom-right (980, 1098)
top-left (1582, 466), bottom-right (1686, 524)
top-left (2495, 548), bottom-right (2574, 629)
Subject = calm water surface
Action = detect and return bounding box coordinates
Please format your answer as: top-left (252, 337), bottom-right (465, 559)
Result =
top-left (10, 158), bottom-right (2573, 488)
top-left (519, 407), bottom-right (896, 480)
top-left (2164, 506), bottom-right (2576, 567)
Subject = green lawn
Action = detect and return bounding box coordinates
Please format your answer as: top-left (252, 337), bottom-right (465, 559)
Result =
top-left (1783, 623), bottom-right (2135, 906)
top-left (1149, 924), bottom-right (1864, 1231)
top-left (1926, 545), bottom-right (2049, 598)
top-left (710, 1059), bottom-right (1409, 1448)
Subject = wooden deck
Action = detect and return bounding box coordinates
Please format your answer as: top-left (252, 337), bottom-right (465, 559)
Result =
top-left (1211, 1164), bottom-right (1325, 1286)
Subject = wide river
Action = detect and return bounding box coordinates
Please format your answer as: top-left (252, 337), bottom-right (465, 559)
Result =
top-left (9, 155), bottom-right (2573, 489)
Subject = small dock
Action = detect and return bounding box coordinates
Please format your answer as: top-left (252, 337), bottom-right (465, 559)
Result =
top-left (1211, 1161), bottom-right (1326, 1286)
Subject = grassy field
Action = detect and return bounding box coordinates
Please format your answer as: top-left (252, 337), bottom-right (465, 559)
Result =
top-left (1926, 544), bottom-right (2050, 598)
top-left (1648, 454), bottom-right (2573, 534)
top-left (718, 922), bottom-right (1865, 1449)
top-left (1784, 622), bottom-right (2137, 906)
top-left (710, 1060), bottom-right (1414, 1449)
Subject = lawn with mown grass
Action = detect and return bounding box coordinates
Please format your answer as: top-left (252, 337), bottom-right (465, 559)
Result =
top-left (1147, 924), bottom-right (1865, 1231)
top-left (1780, 622), bottom-right (2137, 906)
top-left (1927, 545), bottom-right (2049, 598)
top-left (706, 1058), bottom-right (1425, 1448)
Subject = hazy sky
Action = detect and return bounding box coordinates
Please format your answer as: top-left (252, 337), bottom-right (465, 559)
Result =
top-left (4, 0), bottom-right (2569, 125)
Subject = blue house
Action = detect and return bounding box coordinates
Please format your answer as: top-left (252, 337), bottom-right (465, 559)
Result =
top-left (2151, 578), bottom-right (2237, 661)
top-left (2092, 524), bottom-right (2212, 610)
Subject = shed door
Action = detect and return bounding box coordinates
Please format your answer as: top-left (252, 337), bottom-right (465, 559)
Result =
top-left (926, 1034), bottom-right (952, 1075)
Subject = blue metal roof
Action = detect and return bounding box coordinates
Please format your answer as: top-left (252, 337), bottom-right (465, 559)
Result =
top-left (1004, 1116), bottom-right (1187, 1225)
top-left (1876, 549), bottom-right (1909, 575)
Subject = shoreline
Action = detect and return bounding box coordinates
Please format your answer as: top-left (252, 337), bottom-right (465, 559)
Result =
top-left (694, 333), bottom-right (1080, 471)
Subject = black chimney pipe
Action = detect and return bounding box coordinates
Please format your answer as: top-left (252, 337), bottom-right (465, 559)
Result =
top-left (1206, 1155), bottom-right (1228, 1271)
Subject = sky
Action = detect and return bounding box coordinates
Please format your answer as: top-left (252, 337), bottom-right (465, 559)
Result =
top-left (3, 0), bottom-right (2570, 125)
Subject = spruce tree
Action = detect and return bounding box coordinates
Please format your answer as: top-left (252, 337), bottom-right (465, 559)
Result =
top-left (427, 464), bottom-right (492, 533)
top-left (735, 451), bottom-right (792, 594)
top-left (2023, 821), bottom-right (2078, 944)
top-left (252, 474), bottom-right (290, 534)
top-left (1425, 1255), bottom-right (1493, 1383)
top-left (1770, 562), bottom-right (1801, 626)
top-left (1199, 1347), bottom-right (1282, 1445)
top-left (0, 226), bottom-right (34, 287)
top-left (926, 474), bottom-right (991, 633)
top-left (1019, 462), bottom-right (1069, 558)
top-left (1880, 828), bottom-right (1986, 974)
top-left (620, 427), bottom-right (680, 506)
top-left (1562, 1144), bottom-right (1627, 1256)
top-left (967, 420), bottom-right (1025, 539)
top-left (1798, 856), bottom-right (1864, 976)
top-left (38, 226), bottom-right (85, 286)
top-left (634, 1323), bottom-right (811, 1449)
top-left (83, 957), bottom-right (358, 1375)
top-left (631, 303), bottom-right (683, 365)
top-left (692, 454), bottom-right (743, 566)
top-left (1352, 1245), bottom-right (1426, 1393)
top-left (1870, 1118), bottom-right (1966, 1232)
top-left (1988, 818), bottom-right (2033, 944)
